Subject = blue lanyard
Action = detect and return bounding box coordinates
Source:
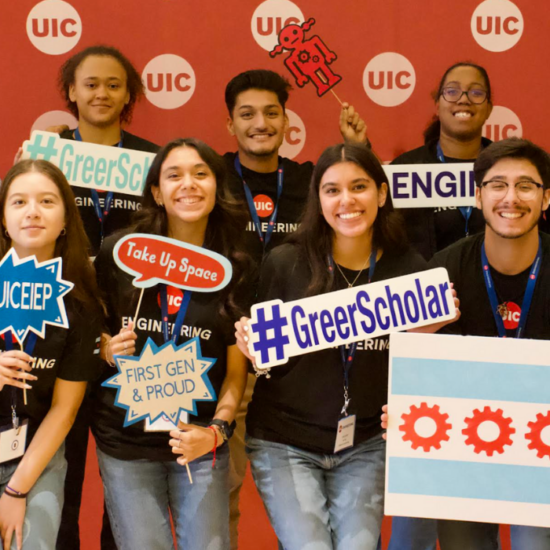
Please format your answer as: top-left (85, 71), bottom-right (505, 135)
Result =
top-left (234, 157), bottom-right (284, 248)
top-left (436, 141), bottom-right (473, 236)
top-left (5, 331), bottom-right (38, 429)
top-left (159, 284), bottom-right (192, 345)
top-left (74, 128), bottom-right (123, 240)
top-left (481, 238), bottom-right (541, 339)
top-left (329, 248), bottom-right (377, 406)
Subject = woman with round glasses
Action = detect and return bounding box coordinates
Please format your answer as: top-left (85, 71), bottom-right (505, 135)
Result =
top-left (391, 62), bottom-right (493, 262)
top-left (386, 62), bottom-right (494, 550)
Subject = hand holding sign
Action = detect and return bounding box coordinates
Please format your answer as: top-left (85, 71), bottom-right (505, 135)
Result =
top-left (169, 423), bottom-right (218, 466)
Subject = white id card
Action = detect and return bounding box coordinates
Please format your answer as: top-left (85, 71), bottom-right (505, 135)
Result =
top-left (334, 415), bottom-right (356, 453)
top-left (0, 420), bottom-right (28, 463)
top-left (144, 412), bottom-right (189, 432)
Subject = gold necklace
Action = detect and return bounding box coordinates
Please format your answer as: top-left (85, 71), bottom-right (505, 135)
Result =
top-left (334, 255), bottom-right (371, 288)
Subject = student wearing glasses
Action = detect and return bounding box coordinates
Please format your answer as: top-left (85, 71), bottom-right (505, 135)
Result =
top-left (391, 62), bottom-right (493, 262)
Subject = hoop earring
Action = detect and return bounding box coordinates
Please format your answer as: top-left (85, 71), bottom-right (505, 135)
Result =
top-left (60, 228), bottom-right (66, 236)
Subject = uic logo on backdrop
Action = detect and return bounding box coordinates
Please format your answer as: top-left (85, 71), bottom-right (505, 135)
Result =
top-left (252, 0), bottom-right (305, 52)
top-left (280, 109), bottom-right (306, 159)
top-left (363, 53), bottom-right (416, 107)
top-left (142, 54), bottom-right (196, 110)
top-left (483, 106), bottom-right (522, 142)
top-left (26, 0), bottom-right (81, 55)
top-left (471, 0), bottom-right (523, 52)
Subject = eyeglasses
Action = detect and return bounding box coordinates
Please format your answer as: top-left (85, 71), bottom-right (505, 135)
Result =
top-left (480, 179), bottom-right (544, 201)
top-left (440, 87), bottom-right (488, 104)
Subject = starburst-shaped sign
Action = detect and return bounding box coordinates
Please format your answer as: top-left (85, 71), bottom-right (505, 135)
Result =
top-left (0, 249), bottom-right (74, 345)
top-left (103, 337), bottom-right (217, 427)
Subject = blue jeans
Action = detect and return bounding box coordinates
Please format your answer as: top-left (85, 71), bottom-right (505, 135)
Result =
top-left (387, 517), bottom-right (437, 550)
top-left (246, 433), bottom-right (386, 550)
top-left (97, 445), bottom-right (230, 550)
top-left (511, 525), bottom-right (550, 549)
top-left (0, 444), bottom-right (67, 550)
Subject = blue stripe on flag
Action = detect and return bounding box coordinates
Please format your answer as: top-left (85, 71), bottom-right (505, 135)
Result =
top-left (392, 357), bottom-right (550, 403)
top-left (389, 457), bottom-right (550, 504)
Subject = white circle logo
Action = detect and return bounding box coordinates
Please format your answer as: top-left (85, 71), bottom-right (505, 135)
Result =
top-left (26, 0), bottom-right (82, 55)
top-left (31, 110), bottom-right (78, 133)
top-left (142, 54), bottom-right (196, 110)
top-left (471, 0), bottom-right (523, 52)
top-left (362, 53), bottom-right (416, 107)
top-left (483, 106), bottom-right (522, 142)
top-left (280, 109), bottom-right (306, 159)
top-left (251, 0), bottom-right (304, 52)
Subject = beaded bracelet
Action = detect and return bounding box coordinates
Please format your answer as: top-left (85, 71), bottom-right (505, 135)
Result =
top-left (5, 485), bottom-right (28, 499)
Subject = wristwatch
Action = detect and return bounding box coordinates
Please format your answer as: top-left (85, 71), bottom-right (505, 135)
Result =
top-left (209, 419), bottom-right (236, 442)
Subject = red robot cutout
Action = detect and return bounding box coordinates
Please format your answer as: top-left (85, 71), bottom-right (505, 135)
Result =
top-left (270, 18), bottom-right (342, 97)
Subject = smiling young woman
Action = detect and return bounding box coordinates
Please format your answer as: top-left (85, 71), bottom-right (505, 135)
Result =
top-left (0, 160), bottom-right (103, 550)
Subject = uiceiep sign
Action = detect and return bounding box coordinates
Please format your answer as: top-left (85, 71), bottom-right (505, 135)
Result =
top-left (247, 268), bottom-right (456, 369)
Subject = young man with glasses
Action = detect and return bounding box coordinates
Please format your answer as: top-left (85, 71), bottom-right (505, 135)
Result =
top-left (427, 137), bottom-right (550, 550)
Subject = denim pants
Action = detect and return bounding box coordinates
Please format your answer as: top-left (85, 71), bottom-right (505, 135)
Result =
top-left (0, 444), bottom-right (67, 550)
top-left (246, 433), bottom-right (385, 550)
top-left (96, 445), bottom-right (230, 550)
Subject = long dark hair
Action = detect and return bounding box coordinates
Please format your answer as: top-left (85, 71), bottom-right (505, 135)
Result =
top-left (0, 160), bottom-right (104, 317)
top-left (424, 62), bottom-right (492, 145)
top-left (289, 143), bottom-right (407, 296)
top-left (59, 45), bottom-right (145, 125)
top-left (130, 138), bottom-right (253, 321)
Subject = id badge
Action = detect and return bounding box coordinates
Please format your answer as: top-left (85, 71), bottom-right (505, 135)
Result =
top-left (0, 420), bottom-right (28, 463)
top-left (334, 415), bottom-right (356, 453)
top-left (144, 412), bottom-right (188, 432)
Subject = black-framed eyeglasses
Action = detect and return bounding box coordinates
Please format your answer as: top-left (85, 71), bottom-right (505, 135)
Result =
top-left (440, 87), bottom-right (488, 104)
top-left (480, 179), bottom-right (544, 200)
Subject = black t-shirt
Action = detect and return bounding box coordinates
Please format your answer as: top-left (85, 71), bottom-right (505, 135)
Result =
top-left (91, 232), bottom-right (236, 461)
top-left (0, 298), bottom-right (102, 446)
top-left (224, 152), bottom-right (313, 266)
top-left (392, 139), bottom-right (489, 261)
top-left (246, 243), bottom-right (428, 454)
top-left (60, 129), bottom-right (159, 257)
top-left (429, 232), bottom-right (550, 339)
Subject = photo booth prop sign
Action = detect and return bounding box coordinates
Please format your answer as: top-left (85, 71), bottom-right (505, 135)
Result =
top-left (21, 131), bottom-right (155, 196)
top-left (382, 163), bottom-right (477, 208)
top-left (270, 18), bottom-right (342, 97)
top-left (0, 249), bottom-right (73, 345)
top-left (113, 233), bottom-right (233, 292)
top-left (103, 337), bottom-right (216, 427)
top-left (247, 268), bottom-right (455, 370)
top-left (386, 332), bottom-right (550, 528)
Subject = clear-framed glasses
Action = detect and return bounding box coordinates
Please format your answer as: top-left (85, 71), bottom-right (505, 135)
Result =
top-left (440, 87), bottom-right (488, 104)
top-left (480, 179), bottom-right (544, 201)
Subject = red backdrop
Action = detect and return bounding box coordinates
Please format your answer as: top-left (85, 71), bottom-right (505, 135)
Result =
top-left (0, 0), bottom-right (548, 179)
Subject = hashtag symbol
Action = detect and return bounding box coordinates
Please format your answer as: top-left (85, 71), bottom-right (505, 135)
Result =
top-left (25, 134), bottom-right (59, 162)
top-left (251, 303), bottom-right (289, 364)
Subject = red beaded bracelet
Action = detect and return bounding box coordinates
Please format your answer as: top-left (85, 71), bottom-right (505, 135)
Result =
top-left (207, 425), bottom-right (217, 468)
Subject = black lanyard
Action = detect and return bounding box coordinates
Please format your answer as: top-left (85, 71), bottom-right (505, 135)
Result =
top-left (5, 331), bottom-right (38, 429)
top-left (481, 238), bottom-right (541, 339)
top-left (436, 141), bottom-right (473, 236)
top-left (159, 284), bottom-right (192, 345)
top-left (234, 156), bottom-right (284, 248)
top-left (74, 128), bottom-right (123, 244)
top-left (329, 248), bottom-right (377, 416)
